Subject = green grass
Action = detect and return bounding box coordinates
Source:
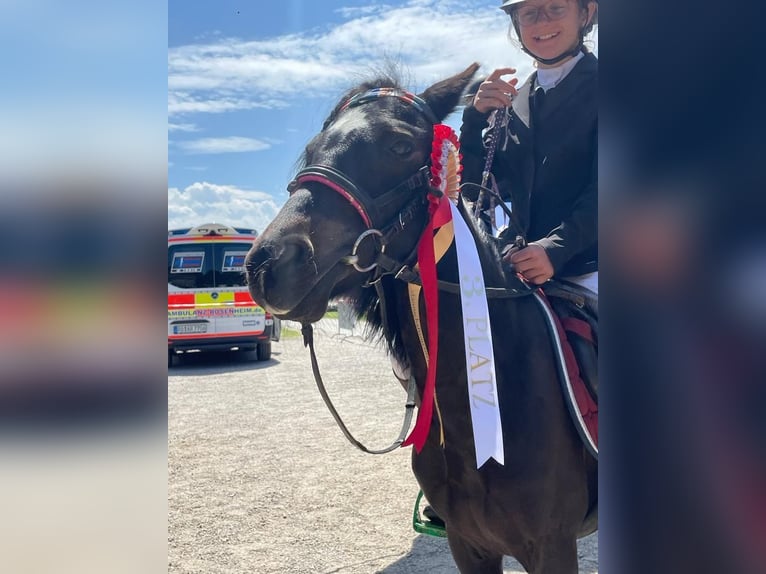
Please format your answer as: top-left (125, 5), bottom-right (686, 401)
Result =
top-left (280, 326), bottom-right (302, 339)
top-left (277, 309), bottom-right (341, 340)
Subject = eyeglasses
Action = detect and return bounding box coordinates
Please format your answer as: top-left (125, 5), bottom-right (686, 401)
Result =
top-left (513, 0), bottom-right (574, 27)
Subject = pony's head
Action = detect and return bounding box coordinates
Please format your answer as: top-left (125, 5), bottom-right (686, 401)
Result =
top-left (245, 63), bottom-right (480, 323)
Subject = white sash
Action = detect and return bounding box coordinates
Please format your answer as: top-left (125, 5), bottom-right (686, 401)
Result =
top-left (449, 202), bottom-right (504, 467)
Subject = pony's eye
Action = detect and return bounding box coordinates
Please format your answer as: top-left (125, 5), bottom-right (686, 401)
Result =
top-left (390, 141), bottom-right (413, 156)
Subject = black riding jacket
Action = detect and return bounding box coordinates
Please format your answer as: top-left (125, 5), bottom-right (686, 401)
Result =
top-left (460, 52), bottom-right (598, 278)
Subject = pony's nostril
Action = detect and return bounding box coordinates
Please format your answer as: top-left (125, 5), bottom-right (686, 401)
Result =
top-left (245, 245), bottom-right (275, 278)
top-left (281, 241), bottom-right (301, 261)
top-left (278, 234), bottom-right (316, 268)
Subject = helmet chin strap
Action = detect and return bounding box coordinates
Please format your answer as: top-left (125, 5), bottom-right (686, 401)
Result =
top-left (522, 38), bottom-right (584, 66)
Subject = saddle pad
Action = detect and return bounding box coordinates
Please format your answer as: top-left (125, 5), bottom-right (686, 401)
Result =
top-left (533, 290), bottom-right (598, 458)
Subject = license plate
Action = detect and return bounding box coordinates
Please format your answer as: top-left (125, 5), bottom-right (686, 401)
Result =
top-left (174, 323), bottom-right (207, 334)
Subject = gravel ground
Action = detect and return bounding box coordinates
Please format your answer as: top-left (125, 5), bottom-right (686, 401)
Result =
top-left (168, 319), bottom-right (598, 573)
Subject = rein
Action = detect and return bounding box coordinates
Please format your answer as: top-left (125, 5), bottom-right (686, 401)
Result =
top-left (301, 323), bottom-right (418, 454)
top-left (394, 266), bottom-right (533, 298)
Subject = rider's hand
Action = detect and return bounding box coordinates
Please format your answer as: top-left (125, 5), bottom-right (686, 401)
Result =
top-left (473, 68), bottom-right (519, 114)
top-left (504, 243), bottom-right (554, 285)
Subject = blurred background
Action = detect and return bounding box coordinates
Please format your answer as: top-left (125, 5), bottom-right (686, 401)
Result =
top-left (0, 1), bottom-right (167, 572)
top-left (601, 1), bottom-right (766, 572)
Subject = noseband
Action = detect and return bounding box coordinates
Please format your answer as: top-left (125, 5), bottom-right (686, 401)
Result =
top-left (287, 163), bottom-right (432, 231)
top-left (286, 89), bottom-right (438, 275)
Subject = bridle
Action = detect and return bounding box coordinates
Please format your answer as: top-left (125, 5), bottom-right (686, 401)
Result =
top-left (286, 89), bottom-right (438, 281)
top-left (288, 163), bottom-right (431, 273)
top-left (287, 87), bottom-right (531, 455)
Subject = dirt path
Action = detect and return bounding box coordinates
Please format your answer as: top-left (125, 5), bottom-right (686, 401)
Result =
top-left (168, 321), bottom-right (598, 573)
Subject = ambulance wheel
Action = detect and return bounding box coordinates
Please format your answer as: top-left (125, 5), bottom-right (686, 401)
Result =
top-left (257, 342), bottom-right (272, 361)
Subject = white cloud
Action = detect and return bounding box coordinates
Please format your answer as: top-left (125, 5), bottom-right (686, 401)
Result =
top-left (168, 0), bottom-right (536, 117)
top-left (335, 5), bottom-right (383, 18)
top-left (176, 136), bottom-right (272, 154)
top-left (168, 92), bottom-right (289, 115)
top-left (168, 182), bottom-right (283, 232)
top-left (168, 122), bottom-right (199, 132)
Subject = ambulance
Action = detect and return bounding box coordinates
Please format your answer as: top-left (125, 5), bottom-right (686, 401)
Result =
top-left (168, 223), bottom-right (280, 366)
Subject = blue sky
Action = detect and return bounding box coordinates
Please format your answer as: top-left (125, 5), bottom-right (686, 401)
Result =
top-left (168, 0), bottom-right (597, 232)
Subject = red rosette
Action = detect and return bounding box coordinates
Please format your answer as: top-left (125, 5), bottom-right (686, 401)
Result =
top-left (429, 124), bottom-right (462, 201)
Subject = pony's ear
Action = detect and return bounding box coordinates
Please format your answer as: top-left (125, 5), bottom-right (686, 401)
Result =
top-left (419, 62), bottom-right (481, 122)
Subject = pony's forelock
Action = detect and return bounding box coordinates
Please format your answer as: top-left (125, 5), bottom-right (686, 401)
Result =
top-left (293, 72), bottom-right (406, 174)
top-left (322, 73), bottom-right (405, 131)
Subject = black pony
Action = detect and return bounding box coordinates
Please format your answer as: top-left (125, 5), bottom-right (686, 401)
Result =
top-left (245, 63), bottom-right (597, 573)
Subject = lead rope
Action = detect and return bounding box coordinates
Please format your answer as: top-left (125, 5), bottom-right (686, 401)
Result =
top-left (470, 107), bottom-right (527, 250)
top-left (473, 108), bottom-right (505, 220)
top-left (301, 323), bottom-right (418, 454)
